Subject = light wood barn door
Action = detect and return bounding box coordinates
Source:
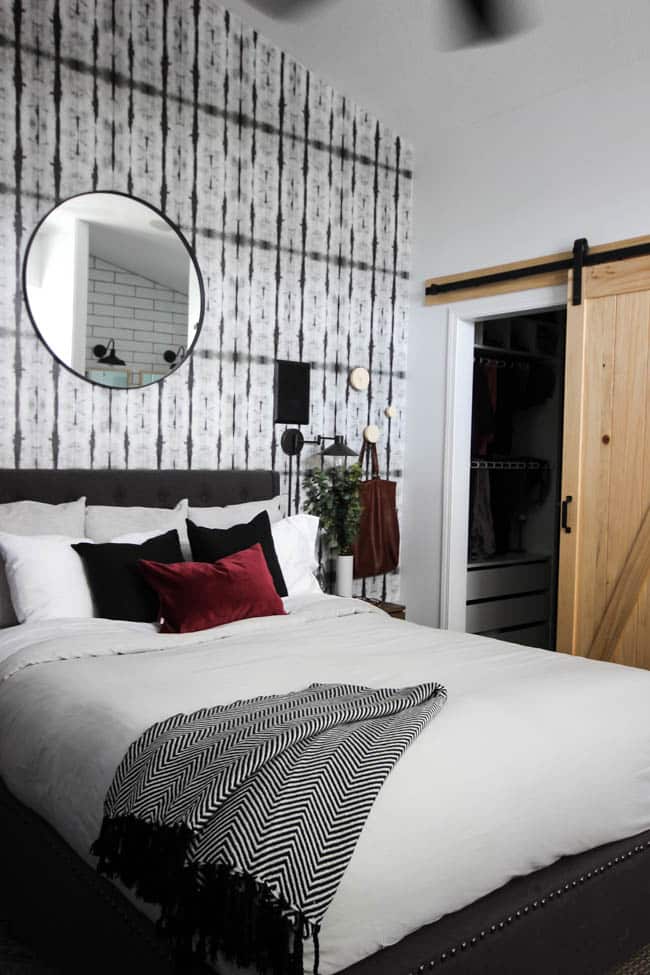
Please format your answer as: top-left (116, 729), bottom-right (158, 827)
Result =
top-left (557, 256), bottom-right (650, 668)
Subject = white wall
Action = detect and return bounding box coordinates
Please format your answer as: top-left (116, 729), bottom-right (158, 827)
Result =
top-left (25, 217), bottom-right (88, 372)
top-left (224, 0), bottom-right (650, 624)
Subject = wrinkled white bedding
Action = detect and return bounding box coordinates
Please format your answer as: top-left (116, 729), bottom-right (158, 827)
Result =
top-left (1, 594), bottom-right (650, 974)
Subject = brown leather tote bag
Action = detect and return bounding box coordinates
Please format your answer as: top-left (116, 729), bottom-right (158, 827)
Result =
top-left (353, 441), bottom-right (400, 578)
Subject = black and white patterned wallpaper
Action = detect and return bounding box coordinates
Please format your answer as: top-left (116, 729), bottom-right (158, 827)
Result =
top-left (0, 0), bottom-right (412, 597)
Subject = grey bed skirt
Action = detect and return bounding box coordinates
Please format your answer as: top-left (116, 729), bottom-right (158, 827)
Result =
top-left (1, 777), bottom-right (649, 975)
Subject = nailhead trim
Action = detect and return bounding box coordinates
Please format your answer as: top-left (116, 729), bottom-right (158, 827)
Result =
top-left (4, 787), bottom-right (647, 974)
top-left (406, 838), bottom-right (650, 975)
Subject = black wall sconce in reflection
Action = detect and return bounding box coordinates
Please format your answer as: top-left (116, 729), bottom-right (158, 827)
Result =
top-left (93, 338), bottom-right (125, 367)
top-left (163, 345), bottom-right (185, 370)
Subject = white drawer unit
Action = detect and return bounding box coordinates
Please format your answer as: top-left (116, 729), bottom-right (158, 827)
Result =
top-left (466, 555), bottom-right (552, 646)
top-left (466, 591), bottom-right (549, 634)
top-left (467, 560), bottom-right (549, 601)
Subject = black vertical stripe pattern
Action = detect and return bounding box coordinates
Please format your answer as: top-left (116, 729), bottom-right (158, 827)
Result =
top-left (126, 9), bottom-right (134, 195)
top-left (345, 114), bottom-right (357, 423)
top-left (110, 0), bottom-right (117, 173)
top-left (297, 72), bottom-right (310, 363)
top-left (107, 388), bottom-right (113, 468)
top-left (51, 0), bottom-right (62, 202)
top-left (333, 99), bottom-right (346, 440)
top-left (51, 0), bottom-right (63, 468)
top-left (12, 0), bottom-right (23, 468)
top-left (91, 1), bottom-right (99, 189)
top-left (156, 383), bottom-right (164, 469)
top-left (386, 136), bottom-right (401, 480)
top-left (367, 122), bottom-right (380, 430)
top-left (367, 123), bottom-right (381, 599)
top-left (270, 51), bottom-right (285, 474)
top-left (244, 31), bottom-right (258, 472)
top-left (216, 8), bottom-right (230, 470)
top-left (160, 0), bottom-right (169, 214)
top-left (157, 0), bottom-right (170, 469)
top-left (187, 0), bottom-right (200, 470)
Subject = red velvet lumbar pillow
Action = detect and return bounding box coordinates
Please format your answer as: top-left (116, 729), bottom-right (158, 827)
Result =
top-left (138, 542), bottom-right (286, 634)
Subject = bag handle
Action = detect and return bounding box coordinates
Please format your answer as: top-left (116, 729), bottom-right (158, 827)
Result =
top-left (358, 440), bottom-right (380, 479)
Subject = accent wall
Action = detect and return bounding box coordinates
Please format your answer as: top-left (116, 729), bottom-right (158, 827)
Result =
top-left (0, 0), bottom-right (413, 598)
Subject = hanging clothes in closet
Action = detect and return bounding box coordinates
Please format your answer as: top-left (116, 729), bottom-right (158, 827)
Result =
top-left (469, 356), bottom-right (555, 560)
top-left (469, 361), bottom-right (497, 560)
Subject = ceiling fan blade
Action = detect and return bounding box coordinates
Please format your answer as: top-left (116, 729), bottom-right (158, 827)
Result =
top-left (243, 0), bottom-right (336, 18)
top-left (464, 0), bottom-right (506, 37)
top-left (440, 0), bottom-right (536, 48)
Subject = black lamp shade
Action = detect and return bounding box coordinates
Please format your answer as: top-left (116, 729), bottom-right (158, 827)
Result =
top-left (322, 435), bottom-right (357, 458)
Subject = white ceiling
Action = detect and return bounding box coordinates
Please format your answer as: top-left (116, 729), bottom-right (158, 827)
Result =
top-left (223, 0), bottom-right (650, 146)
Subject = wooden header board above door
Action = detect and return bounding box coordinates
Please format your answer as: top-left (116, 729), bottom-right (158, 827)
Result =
top-left (425, 234), bottom-right (650, 306)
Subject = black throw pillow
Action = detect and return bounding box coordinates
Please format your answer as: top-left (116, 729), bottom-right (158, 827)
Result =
top-left (186, 511), bottom-right (288, 598)
top-left (73, 530), bottom-right (184, 622)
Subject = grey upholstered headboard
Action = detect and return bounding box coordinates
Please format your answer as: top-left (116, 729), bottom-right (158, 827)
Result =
top-left (0, 469), bottom-right (281, 509)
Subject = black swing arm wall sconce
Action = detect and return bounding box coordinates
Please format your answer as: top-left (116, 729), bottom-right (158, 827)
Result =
top-left (93, 337), bottom-right (126, 367)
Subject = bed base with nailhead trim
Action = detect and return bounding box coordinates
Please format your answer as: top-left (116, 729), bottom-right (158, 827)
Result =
top-left (1, 777), bottom-right (649, 975)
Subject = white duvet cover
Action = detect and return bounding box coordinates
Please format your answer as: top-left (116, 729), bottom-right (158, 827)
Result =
top-left (1, 595), bottom-right (650, 974)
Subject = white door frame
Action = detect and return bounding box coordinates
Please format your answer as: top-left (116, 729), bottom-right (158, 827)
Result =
top-left (439, 284), bottom-right (568, 630)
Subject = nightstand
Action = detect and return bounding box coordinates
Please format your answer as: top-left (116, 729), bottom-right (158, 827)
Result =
top-left (357, 598), bottom-right (405, 620)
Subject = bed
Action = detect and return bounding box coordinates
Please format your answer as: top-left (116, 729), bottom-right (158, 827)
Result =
top-left (0, 469), bottom-right (649, 975)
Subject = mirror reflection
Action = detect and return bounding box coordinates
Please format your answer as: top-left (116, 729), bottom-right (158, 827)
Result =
top-left (23, 192), bottom-right (204, 389)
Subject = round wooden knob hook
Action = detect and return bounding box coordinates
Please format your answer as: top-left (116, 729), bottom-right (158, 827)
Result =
top-left (363, 424), bottom-right (380, 444)
top-left (349, 367), bottom-right (370, 392)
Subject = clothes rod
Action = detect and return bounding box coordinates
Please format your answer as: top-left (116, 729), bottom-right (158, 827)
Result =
top-left (426, 237), bottom-right (650, 306)
top-left (471, 458), bottom-right (550, 471)
top-left (475, 355), bottom-right (545, 369)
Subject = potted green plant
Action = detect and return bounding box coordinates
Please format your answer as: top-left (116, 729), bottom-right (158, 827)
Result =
top-left (303, 463), bottom-right (362, 597)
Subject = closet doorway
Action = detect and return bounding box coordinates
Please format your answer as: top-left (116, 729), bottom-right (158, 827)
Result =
top-left (467, 309), bottom-right (566, 649)
top-left (440, 284), bottom-right (568, 642)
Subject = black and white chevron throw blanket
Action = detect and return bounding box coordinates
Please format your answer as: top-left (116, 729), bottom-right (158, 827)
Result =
top-left (92, 681), bottom-right (447, 974)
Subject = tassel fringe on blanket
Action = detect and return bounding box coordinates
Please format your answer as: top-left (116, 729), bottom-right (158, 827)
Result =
top-left (92, 681), bottom-right (447, 974)
top-left (93, 816), bottom-right (317, 974)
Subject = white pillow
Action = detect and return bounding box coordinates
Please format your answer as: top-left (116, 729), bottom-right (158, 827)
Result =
top-left (271, 514), bottom-right (322, 597)
top-left (0, 498), bottom-right (86, 628)
top-left (85, 499), bottom-right (190, 558)
top-left (0, 527), bottom-right (183, 624)
top-left (0, 533), bottom-right (94, 623)
top-left (189, 496), bottom-right (284, 530)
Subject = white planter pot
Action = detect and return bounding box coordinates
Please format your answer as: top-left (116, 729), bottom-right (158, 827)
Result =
top-left (335, 554), bottom-right (354, 598)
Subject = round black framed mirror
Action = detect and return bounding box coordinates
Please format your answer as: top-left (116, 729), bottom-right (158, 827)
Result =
top-left (22, 191), bottom-right (205, 389)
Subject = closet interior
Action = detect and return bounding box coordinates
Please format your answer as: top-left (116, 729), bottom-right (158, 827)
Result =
top-left (466, 308), bottom-right (566, 650)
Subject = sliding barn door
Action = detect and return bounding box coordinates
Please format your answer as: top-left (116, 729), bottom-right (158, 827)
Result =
top-left (557, 256), bottom-right (650, 668)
